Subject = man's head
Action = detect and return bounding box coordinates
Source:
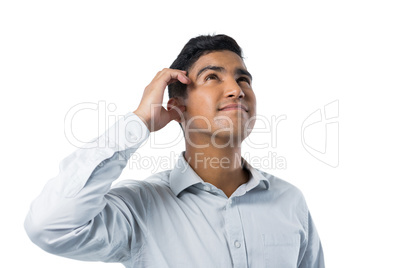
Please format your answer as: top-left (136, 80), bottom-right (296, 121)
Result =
top-left (168, 34), bottom-right (243, 99)
top-left (168, 34), bottom-right (256, 145)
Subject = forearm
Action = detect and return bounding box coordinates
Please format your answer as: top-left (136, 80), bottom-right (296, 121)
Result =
top-left (24, 112), bottom-right (149, 258)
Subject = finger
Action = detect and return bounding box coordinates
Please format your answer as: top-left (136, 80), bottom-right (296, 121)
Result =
top-left (176, 73), bottom-right (191, 85)
top-left (156, 69), bottom-right (191, 87)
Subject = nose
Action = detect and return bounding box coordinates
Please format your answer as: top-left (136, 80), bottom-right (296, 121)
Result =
top-left (224, 78), bottom-right (245, 99)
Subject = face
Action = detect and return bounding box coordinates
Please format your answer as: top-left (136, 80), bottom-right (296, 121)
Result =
top-left (181, 50), bottom-right (256, 146)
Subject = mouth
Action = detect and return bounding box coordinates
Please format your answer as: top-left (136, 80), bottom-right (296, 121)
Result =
top-left (218, 103), bottom-right (248, 112)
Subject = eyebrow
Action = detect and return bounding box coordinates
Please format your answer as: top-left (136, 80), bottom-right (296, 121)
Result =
top-left (196, 65), bottom-right (253, 81)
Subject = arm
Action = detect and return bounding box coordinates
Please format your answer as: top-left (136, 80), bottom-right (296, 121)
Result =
top-left (25, 113), bottom-right (150, 262)
top-left (24, 69), bottom-right (190, 262)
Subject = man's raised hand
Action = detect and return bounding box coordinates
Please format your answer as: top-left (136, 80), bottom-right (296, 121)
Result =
top-left (134, 68), bottom-right (190, 132)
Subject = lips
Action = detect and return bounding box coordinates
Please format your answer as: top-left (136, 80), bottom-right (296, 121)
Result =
top-left (218, 103), bottom-right (248, 112)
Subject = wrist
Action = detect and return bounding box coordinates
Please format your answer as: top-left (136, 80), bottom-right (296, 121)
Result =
top-left (133, 110), bottom-right (151, 131)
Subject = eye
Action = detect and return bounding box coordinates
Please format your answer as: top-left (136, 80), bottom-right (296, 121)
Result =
top-left (205, 74), bottom-right (219, 81)
top-left (237, 77), bottom-right (251, 84)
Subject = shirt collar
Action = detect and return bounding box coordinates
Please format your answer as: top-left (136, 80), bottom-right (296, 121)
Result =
top-left (169, 152), bottom-right (270, 197)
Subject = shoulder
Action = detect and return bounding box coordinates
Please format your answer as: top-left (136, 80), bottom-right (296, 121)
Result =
top-left (256, 169), bottom-right (307, 206)
top-left (108, 169), bottom-right (173, 200)
top-left (256, 169), bottom-right (310, 227)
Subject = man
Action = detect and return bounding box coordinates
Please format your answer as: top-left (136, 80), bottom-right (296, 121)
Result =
top-left (25, 34), bottom-right (325, 267)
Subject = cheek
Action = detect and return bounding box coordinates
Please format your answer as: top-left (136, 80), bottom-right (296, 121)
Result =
top-left (247, 92), bottom-right (257, 114)
top-left (185, 91), bottom-right (217, 114)
top-left (184, 94), bottom-right (216, 126)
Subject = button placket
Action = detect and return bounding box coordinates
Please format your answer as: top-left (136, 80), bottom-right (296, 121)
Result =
top-left (223, 196), bottom-right (247, 267)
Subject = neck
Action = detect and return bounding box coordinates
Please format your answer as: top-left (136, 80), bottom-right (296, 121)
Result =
top-left (184, 137), bottom-right (248, 197)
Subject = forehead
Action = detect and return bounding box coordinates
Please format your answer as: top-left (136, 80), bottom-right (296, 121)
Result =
top-left (188, 50), bottom-right (246, 74)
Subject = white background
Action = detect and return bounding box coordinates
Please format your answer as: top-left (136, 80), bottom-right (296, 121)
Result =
top-left (1, 0), bottom-right (401, 267)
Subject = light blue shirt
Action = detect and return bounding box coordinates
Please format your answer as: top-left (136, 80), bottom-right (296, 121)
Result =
top-left (25, 112), bottom-right (325, 268)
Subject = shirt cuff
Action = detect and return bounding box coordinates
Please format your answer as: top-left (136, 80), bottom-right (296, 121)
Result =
top-left (108, 112), bottom-right (150, 152)
top-left (83, 112), bottom-right (150, 153)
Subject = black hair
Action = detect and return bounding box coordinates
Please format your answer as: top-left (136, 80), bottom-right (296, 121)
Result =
top-left (168, 34), bottom-right (243, 99)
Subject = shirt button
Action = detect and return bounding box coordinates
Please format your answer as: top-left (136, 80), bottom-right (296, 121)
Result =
top-left (203, 185), bottom-right (211, 191)
top-left (228, 199), bottom-right (233, 205)
top-left (128, 132), bottom-right (138, 141)
top-left (234, 241), bottom-right (241, 248)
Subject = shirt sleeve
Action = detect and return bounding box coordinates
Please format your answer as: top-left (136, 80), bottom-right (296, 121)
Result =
top-left (24, 112), bottom-right (150, 263)
top-left (298, 210), bottom-right (325, 268)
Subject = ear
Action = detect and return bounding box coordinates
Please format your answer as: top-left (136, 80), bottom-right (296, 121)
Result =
top-left (167, 97), bottom-right (186, 123)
